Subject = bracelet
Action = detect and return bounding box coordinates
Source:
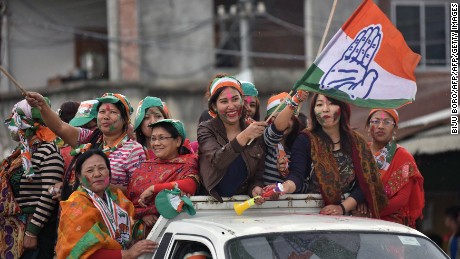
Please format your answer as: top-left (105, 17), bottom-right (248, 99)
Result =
top-left (285, 98), bottom-right (298, 110)
top-left (339, 203), bottom-right (347, 215)
top-left (25, 232), bottom-right (37, 238)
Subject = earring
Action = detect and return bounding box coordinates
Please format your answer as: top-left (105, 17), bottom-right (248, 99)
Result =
top-left (392, 132), bottom-right (396, 141)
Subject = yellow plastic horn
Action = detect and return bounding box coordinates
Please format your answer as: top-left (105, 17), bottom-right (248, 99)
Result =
top-left (234, 196), bottom-right (259, 216)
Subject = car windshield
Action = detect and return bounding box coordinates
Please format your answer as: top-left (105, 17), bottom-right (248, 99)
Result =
top-left (226, 231), bottom-right (447, 259)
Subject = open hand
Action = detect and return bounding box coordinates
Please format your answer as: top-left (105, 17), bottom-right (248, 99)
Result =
top-left (320, 25), bottom-right (382, 100)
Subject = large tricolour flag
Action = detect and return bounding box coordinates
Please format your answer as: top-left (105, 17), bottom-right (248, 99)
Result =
top-left (294, 0), bottom-right (421, 108)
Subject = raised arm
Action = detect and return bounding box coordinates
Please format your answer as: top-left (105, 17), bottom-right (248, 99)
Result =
top-left (26, 92), bottom-right (80, 147)
top-left (273, 90), bottom-right (308, 131)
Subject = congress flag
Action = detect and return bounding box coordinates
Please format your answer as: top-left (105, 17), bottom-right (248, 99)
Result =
top-left (294, 0), bottom-right (421, 108)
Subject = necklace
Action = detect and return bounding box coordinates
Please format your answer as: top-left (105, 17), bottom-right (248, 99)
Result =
top-left (102, 133), bottom-right (129, 156)
top-left (332, 139), bottom-right (341, 145)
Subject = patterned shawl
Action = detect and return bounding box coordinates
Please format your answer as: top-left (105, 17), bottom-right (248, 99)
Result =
top-left (128, 154), bottom-right (199, 219)
top-left (306, 130), bottom-right (388, 218)
top-left (375, 144), bottom-right (424, 227)
top-left (0, 148), bottom-right (26, 259)
top-left (56, 187), bottom-right (134, 259)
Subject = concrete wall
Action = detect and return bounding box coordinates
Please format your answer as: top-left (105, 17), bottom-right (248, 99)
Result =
top-left (0, 0), bottom-right (107, 92)
top-left (137, 0), bottom-right (215, 88)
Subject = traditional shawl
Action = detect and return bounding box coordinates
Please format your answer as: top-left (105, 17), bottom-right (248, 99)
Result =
top-left (306, 130), bottom-right (388, 218)
top-left (0, 148), bottom-right (26, 259)
top-left (6, 100), bottom-right (56, 179)
top-left (375, 143), bottom-right (424, 227)
top-left (128, 154), bottom-right (199, 219)
top-left (56, 187), bottom-right (135, 259)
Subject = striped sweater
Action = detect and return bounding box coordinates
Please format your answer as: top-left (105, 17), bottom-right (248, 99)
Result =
top-left (16, 142), bottom-right (64, 235)
top-left (263, 124), bottom-right (289, 185)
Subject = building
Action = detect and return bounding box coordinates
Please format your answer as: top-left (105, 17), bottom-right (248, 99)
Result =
top-left (0, 0), bottom-right (456, 242)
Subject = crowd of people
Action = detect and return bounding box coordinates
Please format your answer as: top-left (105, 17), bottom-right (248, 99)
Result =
top-left (0, 73), bottom-right (431, 258)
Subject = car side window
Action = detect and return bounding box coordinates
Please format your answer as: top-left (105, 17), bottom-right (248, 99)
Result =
top-left (171, 240), bottom-right (212, 259)
top-left (153, 232), bottom-right (173, 259)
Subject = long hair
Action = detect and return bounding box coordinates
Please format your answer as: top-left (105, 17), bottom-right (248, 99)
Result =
top-left (309, 94), bottom-right (354, 154)
top-left (252, 98), bottom-right (261, 121)
top-left (135, 106), bottom-right (169, 147)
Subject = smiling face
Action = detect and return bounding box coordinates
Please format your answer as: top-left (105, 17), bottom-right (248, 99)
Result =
top-left (213, 87), bottom-right (243, 125)
top-left (244, 96), bottom-right (257, 119)
top-left (97, 103), bottom-right (125, 136)
top-left (78, 154), bottom-right (110, 198)
top-left (141, 107), bottom-right (165, 139)
top-left (313, 95), bottom-right (341, 129)
top-left (368, 111), bottom-right (396, 145)
top-left (150, 126), bottom-right (181, 160)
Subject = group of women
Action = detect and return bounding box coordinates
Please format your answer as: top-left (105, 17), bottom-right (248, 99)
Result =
top-left (0, 73), bottom-right (424, 258)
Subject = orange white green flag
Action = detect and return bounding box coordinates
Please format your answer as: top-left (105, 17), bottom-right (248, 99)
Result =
top-left (294, 0), bottom-right (421, 108)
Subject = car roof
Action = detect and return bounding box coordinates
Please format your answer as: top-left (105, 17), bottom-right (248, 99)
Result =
top-left (174, 212), bottom-right (424, 238)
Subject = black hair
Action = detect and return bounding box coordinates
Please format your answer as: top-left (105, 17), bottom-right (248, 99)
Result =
top-left (263, 113), bottom-right (305, 150)
top-left (309, 93), bottom-right (354, 155)
top-left (198, 110), bottom-right (212, 124)
top-left (445, 206), bottom-right (460, 236)
top-left (59, 101), bottom-right (80, 123)
top-left (285, 116), bottom-right (305, 149)
top-left (150, 122), bottom-right (191, 155)
top-left (135, 106), bottom-right (169, 147)
top-left (445, 206), bottom-right (460, 220)
top-left (297, 112), bottom-right (308, 129)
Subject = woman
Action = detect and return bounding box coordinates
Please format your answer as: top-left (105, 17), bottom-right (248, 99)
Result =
top-left (241, 80), bottom-right (260, 121)
top-left (197, 75), bottom-right (267, 202)
top-left (263, 91), bottom-right (307, 189)
top-left (26, 92), bottom-right (145, 199)
top-left (1, 99), bottom-right (64, 259)
top-left (56, 149), bottom-right (157, 259)
top-left (277, 94), bottom-right (388, 217)
top-left (133, 96), bottom-right (170, 159)
top-left (366, 109), bottom-right (424, 227)
top-left (128, 119), bottom-right (199, 228)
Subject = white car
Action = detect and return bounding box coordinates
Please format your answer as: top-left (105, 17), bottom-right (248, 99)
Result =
top-left (141, 195), bottom-right (447, 259)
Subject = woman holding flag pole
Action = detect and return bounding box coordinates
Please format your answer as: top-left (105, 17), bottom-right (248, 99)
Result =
top-left (275, 93), bottom-right (388, 217)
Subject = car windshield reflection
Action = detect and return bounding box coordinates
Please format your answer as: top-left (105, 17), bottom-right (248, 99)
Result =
top-left (226, 231), bottom-right (447, 259)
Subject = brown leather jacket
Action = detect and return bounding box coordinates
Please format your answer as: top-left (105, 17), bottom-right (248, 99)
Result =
top-left (197, 118), bottom-right (265, 202)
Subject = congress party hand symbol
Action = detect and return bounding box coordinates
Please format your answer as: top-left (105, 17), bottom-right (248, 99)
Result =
top-left (320, 25), bottom-right (382, 100)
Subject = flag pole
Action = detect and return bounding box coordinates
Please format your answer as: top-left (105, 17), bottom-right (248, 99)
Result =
top-left (317, 0), bottom-right (338, 58)
top-left (247, 0), bottom-right (338, 145)
top-left (0, 66), bottom-right (28, 96)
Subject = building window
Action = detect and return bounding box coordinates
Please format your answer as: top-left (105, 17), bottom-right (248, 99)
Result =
top-left (393, 2), bottom-right (448, 68)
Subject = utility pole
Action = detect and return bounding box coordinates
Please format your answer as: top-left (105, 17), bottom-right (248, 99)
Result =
top-left (107, 0), bottom-right (120, 81)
